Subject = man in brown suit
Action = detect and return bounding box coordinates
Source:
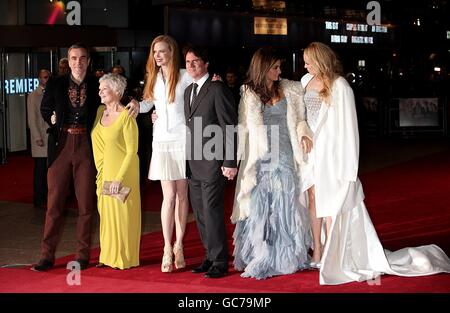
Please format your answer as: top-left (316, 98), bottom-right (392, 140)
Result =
top-left (32, 43), bottom-right (100, 271)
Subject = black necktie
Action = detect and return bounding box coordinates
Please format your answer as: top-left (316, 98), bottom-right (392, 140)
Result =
top-left (191, 83), bottom-right (198, 107)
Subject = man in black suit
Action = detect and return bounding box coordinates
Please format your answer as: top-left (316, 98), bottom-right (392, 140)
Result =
top-left (184, 46), bottom-right (238, 278)
top-left (32, 43), bottom-right (100, 271)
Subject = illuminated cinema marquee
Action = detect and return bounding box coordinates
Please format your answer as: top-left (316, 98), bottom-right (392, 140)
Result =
top-left (325, 20), bottom-right (388, 44)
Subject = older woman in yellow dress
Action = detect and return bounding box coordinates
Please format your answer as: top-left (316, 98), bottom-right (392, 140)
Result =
top-left (91, 73), bottom-right (141, 269)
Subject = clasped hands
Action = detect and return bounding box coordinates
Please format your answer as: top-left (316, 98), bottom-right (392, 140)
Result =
top-left (222, 167), bottom-right (237, 180)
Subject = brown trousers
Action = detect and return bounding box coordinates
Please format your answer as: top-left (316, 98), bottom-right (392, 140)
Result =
top-left (40, 132), bottom-right (96, 261)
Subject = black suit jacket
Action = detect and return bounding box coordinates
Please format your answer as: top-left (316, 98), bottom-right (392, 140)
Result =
top-left (40, 74), bottom-right (101, 167)
top-left (184, 77), bottom-right (238, 181)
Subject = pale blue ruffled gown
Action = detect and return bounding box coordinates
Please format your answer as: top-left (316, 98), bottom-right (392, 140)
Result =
top-left (233, 98), bottom-right (311, 280)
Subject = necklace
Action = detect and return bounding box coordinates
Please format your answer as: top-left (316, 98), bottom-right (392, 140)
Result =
top-left (104, 106), bottom-right (118, 117)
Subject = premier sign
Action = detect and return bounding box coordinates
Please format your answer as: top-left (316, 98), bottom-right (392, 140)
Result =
top-left (4, 78), bottom-right (39, 95)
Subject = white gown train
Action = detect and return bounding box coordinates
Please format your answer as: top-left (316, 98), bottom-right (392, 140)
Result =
top-left (320, 200), bottom-right (450, 285)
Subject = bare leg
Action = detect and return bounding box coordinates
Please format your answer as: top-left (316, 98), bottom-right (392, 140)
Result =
top-left (173, 179), bottom-right (189, 269)
top-left (160, 180), bottom-right (177, 272)
top-left (325, 216), bottom-right (332, 245)
top-left (308, 185), bottom-right (322, 263)
top-left (174, 179), bottom-right (189, 246)
top-left (160, 180), bottom-right (176, 248)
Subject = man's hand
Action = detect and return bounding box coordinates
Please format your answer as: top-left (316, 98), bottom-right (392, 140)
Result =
top-left (221, 167), bottom-right (238, 180)
top-left (301, 136), bottom-right (313, 154)
top-left (125, 99), bottom-right (140, 118)
top-left (36, 139), bottom-right (44, 147)
top-left (50, 111), bottom-right (56, 125)
top-left (212, 73), bottom-right (222, 82)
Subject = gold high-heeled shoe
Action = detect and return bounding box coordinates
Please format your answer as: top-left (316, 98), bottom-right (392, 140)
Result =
top-left (173, 243), bottom-right (186, 269)
top-left (161, 245), bottom-right (173, 273)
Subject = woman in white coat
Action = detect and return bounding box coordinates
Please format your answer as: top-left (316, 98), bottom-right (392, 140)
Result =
top-left (301, 42), bottom-right (450, 285)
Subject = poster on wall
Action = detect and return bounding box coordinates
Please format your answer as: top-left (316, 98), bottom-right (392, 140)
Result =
top-left (399, 98), bottom-right (439, 127)
top-left (254, 17), bottom-right (288, 35)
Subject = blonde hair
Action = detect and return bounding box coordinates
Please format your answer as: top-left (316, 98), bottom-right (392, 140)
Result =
top-left (304, 42), bottom-right (343, 104)
top-left (143, 35), bottom-right (180, 103)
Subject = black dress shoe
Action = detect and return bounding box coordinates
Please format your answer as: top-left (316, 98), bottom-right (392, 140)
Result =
top-left (191, 260), bottom-right (213, 273)
top-left (31, 259), bottom-right (54, 272)
top-left (75, 259), bottom-right (89, 270)
top-left (95, 263), bottom-right (106, 268)
top-left (204, 265), bottom-right (228, 279)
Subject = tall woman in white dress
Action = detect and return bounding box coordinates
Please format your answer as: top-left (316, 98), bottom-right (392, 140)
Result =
top-left (129, 35), bottom-right (191, 272)
top-left (301, 42), bottom-right (450, 285)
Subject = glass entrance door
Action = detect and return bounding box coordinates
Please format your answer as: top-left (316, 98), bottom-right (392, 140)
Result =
top-left (0, 48), bottom-right (54, 164)
top-left (5, 52), bottom-right (28, 153)
top-left (0, 50), bottom-right (7, 164)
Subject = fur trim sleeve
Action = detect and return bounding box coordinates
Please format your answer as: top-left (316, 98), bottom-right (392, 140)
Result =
top-left (287, 80), bottom-right (313, 140)
top-left (236, 85), bottom-right (249, 162)
top-left (297, 120), bottom-right (313, 141)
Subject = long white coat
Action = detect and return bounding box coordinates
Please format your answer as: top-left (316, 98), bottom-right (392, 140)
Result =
top-left (27, 86), bottom-right (48, 158)
top-left (301, 73), bottom-right (450, 285)
top-left (231, 79), bottom-right (312, 223)
top-left (301, 73), bottom-right (364, 218)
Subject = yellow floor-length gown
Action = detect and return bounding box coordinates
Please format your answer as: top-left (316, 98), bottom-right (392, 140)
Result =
top-left (91, 106), bottom-right (141, 269)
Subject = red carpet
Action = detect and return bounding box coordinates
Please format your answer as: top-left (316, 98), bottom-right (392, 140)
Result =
top-left (0, 155), bottom-right (33, 203)
top-left (1, 150), bottom-right (450, 292)
top-left (1, 224), bottom-right (449, 293)
top-left (141, 180), bottom-right (164, 212)
top-left (0, 155), bottom-right (163, 212)
top-left (360, 150), bottom-right (450, 254)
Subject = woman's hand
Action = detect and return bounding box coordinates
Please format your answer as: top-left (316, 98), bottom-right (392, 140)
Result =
top-left (151, 111), bottom-right (158, 123)
top-left (109, 181), bottom-right (122, 194)
top-left (301, 136), bottom-right (313, 154)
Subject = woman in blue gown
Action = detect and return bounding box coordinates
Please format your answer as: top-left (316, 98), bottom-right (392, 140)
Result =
top-left (232, 48), bottom-right (313, 279)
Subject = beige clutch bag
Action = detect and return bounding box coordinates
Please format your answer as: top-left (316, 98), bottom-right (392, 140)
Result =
top-left (100, 181), bottom-right (131, 203)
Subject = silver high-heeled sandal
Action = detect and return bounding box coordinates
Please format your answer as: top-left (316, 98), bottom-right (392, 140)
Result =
top-left (309, 261), bottom-right (321, 269)
top-left (161, 245), bottom-right (173, 273)
top-left (173, 243), bottom-right (186, 269)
